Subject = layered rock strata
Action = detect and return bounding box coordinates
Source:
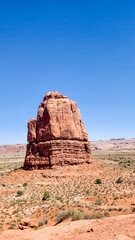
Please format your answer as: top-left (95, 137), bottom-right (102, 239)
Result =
top-left (24, 91), bottom-right (91, 170)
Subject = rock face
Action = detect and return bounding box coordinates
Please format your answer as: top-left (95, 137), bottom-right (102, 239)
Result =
top-left (24, 91), bottom-right (91, 170)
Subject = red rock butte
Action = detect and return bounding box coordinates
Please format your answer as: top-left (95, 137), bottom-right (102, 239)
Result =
top-left (23, 91), bottom-right (91, 170)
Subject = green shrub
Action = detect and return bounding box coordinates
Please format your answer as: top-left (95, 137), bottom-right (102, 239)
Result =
top-left (56, 211), bottom-right (68, 223)
top-left (38, 215), bottom-right (48, 226)
top-left (23, 182), bottom-right (28, 187)
top-left (95, 198), bottom-right (102, 205)
top-left (86, 190), bottom-right (89, 195)
top-left (113, 196), bottom-right (119, 200)
top-left (55, 208), bottom-right (104, 224)
top-left (84, 213), bottom-right (91, 219)
top-left (92, 213), bottom-right (103, 219)
top-left (132, 207), bottom-right (135, 212)
top-left (72, 211), bottom-right (83, 221)
top-left (118, 207), bottom-right (123, 211)
top-left (8, 225), bottom-right (15, 229)
top-left (34, 226), bottom-right (38, 230)
top-left (67, 208), bottom-right (75, 216)
top-left (116, 177), bottom-right (123, 184)
top-left (12, 210), bottom-right (17, 215)
top-left (38, 220), bottom-right (44, 227)
top-left (95, 179), bottom-right (102, 184)
top-left (84, 213), bottom-right (103, 219)
top-left (108, 207), bottom-right (117, 211)
top-left (17, 190), bottom-right (24, 196)
top-left (44, 216), bottom-right (48, 225)
top-left (42, 191), bottom-right (50, 201)
top-left (55, 196), bottom-right (62, 200)
top-left (104, 211), bottom-right (109, 217)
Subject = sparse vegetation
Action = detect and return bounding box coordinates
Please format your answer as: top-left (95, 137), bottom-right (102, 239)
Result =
top-left (56, 211), bottom-right (69, 223)
top-left (0, 139), bottom-right (135, 231)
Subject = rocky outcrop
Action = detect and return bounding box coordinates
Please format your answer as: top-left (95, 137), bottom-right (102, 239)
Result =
top-left (19, 218), bottom-right (38, 230)
top-left (24, 91), bottom-right (91, 170)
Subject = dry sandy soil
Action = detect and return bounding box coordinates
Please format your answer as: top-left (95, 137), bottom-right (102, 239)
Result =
top-left (1, 214), bottom-right (135, 240)
top-left (0, 138), bottom-right (135, 239)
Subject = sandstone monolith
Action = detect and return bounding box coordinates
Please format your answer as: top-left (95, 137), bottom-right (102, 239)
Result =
top-left (24, 91), bottom-right (91, 169)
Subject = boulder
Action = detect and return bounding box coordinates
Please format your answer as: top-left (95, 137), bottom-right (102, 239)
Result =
top-left (19, 218), bottom-right (38, 230)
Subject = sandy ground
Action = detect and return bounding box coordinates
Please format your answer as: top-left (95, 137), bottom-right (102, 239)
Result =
top-left (0, 214), bottom-right (135, 240)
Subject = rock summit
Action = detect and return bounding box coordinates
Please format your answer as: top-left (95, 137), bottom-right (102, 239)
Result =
top-left (24, 91), bottom-right (91, 169)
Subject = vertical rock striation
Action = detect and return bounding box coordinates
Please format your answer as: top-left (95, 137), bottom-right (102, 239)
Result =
top-left (24, 91), bottom-right (91, 169)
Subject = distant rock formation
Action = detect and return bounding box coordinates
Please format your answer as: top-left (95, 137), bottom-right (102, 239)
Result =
top-left (23, 91), bottom-right (91, 169)
top-left (110, 138), bottom-right (125, 141)
top-left (0, 144), bottom-right (26, 155)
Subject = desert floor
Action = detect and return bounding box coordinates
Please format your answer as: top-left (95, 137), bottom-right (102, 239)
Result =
top-left (0, 138), bottom-right (135, 239)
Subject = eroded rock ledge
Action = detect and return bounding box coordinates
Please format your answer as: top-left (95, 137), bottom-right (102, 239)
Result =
top-left (24, 91), bottom-right (91, 170)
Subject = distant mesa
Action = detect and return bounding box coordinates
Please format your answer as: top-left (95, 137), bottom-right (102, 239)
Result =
top-left (110, 138), bottom-right (125, 141)
top-left (23, 91), bottom-right (91, 170)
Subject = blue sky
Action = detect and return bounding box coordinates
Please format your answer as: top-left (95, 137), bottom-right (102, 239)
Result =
top-left (0, 0), bottom-right (135, 144)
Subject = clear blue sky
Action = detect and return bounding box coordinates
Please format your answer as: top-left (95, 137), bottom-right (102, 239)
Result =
top-left (0, 0), bottom-right (135, 144)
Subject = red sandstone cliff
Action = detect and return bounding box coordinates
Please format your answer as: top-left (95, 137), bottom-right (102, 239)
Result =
top-left (24, 91), bottom-right (91, 169)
